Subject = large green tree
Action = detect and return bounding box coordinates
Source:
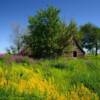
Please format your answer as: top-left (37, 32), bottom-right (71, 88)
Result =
top-left (23, 7), bottom-right (68, 58)
top-left (80, 23), bottom-right (100, 55)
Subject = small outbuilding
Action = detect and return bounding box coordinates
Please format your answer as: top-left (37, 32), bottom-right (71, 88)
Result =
top-left (63, 37), bottom-right (85, 57)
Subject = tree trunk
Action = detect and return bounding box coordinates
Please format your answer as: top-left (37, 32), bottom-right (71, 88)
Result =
top-left (95, 42), bottom-right (98, 56)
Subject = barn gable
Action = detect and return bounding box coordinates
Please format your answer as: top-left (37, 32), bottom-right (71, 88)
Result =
top-left (63, 37), bottom-right (85, 57)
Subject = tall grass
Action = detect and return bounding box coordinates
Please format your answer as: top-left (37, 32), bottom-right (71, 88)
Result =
top-left (0, 55), bottom-right (99, 99)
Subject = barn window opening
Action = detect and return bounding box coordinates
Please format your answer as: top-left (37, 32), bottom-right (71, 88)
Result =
top-left (73, 51), bottom-right (77, 57)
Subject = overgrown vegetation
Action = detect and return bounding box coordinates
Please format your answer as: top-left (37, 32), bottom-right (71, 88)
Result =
top-left (22, 7), bottom-right (69, 58)
top-left (0, 5), bottom-right (99, 100)
top-left (0, 55), bottom-right (99, 99)
top-left (8, 6), bottom-right (100, 58)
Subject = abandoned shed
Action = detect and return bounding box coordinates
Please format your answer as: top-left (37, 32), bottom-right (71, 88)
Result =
top-left (63, 37), bottom-right (85, 57)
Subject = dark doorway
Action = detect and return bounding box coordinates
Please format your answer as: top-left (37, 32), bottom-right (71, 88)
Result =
top-left (73, 51), bottom-right (77, 57)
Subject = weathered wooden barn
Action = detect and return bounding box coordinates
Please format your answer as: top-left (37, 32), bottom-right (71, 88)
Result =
top-left (63, 37), bottom-right (85, 57)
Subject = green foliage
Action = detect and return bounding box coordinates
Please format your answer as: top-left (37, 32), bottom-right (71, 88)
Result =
top-left (67, 20), bottom-right (78, 37)
top-left (23, 6), bottom-right (68, 58)
top-left (80, 23), bottom-right (100, 55)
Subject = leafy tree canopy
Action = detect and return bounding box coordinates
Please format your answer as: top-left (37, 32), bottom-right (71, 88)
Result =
top-left (23, 6), bottom-right (69, 58)
top-left (80, 23), bottom-right (100, 55)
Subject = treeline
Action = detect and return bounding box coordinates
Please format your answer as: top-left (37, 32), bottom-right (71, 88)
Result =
top-left (7, 6), bottom-right (100, 58)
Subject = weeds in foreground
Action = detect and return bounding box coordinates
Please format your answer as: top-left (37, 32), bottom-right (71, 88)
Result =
top-left (0, 56), bottom-right (99, 99)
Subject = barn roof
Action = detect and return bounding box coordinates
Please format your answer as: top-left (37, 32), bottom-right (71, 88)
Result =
top-left (73, 37), bottom-right (85, 54)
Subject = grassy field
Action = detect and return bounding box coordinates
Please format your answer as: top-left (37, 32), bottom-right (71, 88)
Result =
top-left (0, 55), bottom-right (99, 100)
